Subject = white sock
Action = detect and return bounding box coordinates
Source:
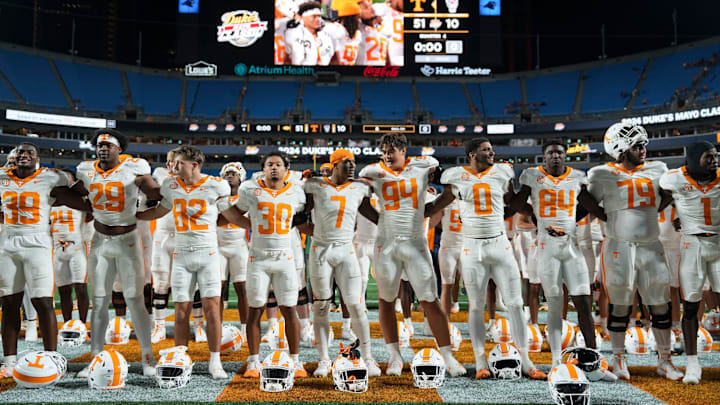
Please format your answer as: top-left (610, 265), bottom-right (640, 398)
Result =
top-left (438, 345), bottom-right (456, 366)
top-left (404, 317), bottom-right (412, 326)
top-left (209, 352), bottom-right (221, 366)
top-left (240, 323), bottom-right (246, 335)
top-left (299, 318), bottom-right (310, 329)
top-left (343, 318), bottom-right (351, 329)
top-left (268, 317), bottom-right (278, 328)
top-left (387, 342), bottom-right (402, 362)
top-left (4, 355), bottom-right (17, 365)
top-left (652, 327), bottom-right (671, 356)
top-left (686, 355), bottom-right (699, 369)
top-left (141, 348), bottom-right (154, 363)
top-left (291, 353), bottom-right (300, 364)
top-left (610, 331), bottom-right (626, 355)
top-left (247, 354), bottom-right (259, 363)
top-left (154, 308), bottom-right (166, 322)
top-left (672, 321), bottom-right (681, 330)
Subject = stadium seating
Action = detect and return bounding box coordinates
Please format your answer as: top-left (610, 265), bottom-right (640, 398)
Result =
top-left (55, 60), bottom-right (125, 113)
top-left (634, 43), bottom-right (720, 109)
top-left (185, 80), bottom-right (244, 118)
top-left (465, 80), bottom-right (522, 118)
top-left (525, 70), bottom-right (581, 116)
top-left (0, 77), bottom-right (16, 103)
top-left (126, 71), bottom-right (182, 116)
top-left (242, 81), bottom-right (299, 119)
top-left (301, 82), bottom-right (355, 119)
top-left (416, 82), bottom-right (472, 120)
top-left (359, 82), bottom-right (414, 120)
top-left (0, 48), bottom-right (68, 108)
top-left (581, 60), bottom-right (646, 114)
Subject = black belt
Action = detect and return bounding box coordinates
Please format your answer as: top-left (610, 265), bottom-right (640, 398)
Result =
top-left (693, 233), bottom-right (718, 238)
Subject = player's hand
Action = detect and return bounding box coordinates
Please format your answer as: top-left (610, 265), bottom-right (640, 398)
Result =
top-left (672, 217), bottom-right (682, 231)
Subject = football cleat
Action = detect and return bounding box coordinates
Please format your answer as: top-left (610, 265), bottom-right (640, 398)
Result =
top-left (386, 359), bottom-right (404, 376)
top-left (341, 325), bottom-right (357, 341)
top-left (365, 358), bottom-right (382, 377)
top-left (611, 354), bottom-right (630, 380)
top-left (656, 355), bottom-right (683, 381)
top-left (451, 302), bottom-right (460, 314)
top-left (24, 321), bottom-right (38, 342)
top-left (313, 359), bottom-right (332, 378)
top-left (294, 362), bottom-right (308, 378)
top-left (243, 360), bottom-right (261, 378)
top-left (142, 353), bottom-right (157, 377)
top-left (151, 321), bottom-right (167, 344)
top-left (682, 362), bottom-right (701, 385)
top-left (194, 322), bottom-right (207, 343)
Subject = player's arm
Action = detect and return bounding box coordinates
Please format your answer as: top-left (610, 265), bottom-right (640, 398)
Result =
top-left (136, 204), bottom-right (171, 221)
top-left (515, 210), bottom-right (536, 230)
top-left (577, 185), bottom-right (606, 222)
top-left (135, 174), bottom-right (162, 201)
top-left (657, 188), bottom-right (674, 212)
top-left (71, 178), bottom-right (89, 196)
top-left (303, 193), bottom-right (315, 213)
top-left (51, 186), bottom-right (92, 212)
top-left (509, 184), bottom-right (533, 216)
top-left (219, 206), bottom-right (251, 229)
top-left (359, 197), bottom-right (379, 224)
top-left (425, 185), bottom-right (454, 217)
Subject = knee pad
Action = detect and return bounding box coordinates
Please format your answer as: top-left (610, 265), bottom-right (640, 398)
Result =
top-left (144, 283), bottom-right (153, 311)
top-left (192, 290), bottom-right (202, 309)
top-left (297, 287), bottom-right (309, 306)
top-left (153, 293), bottom-right (170, 310)
top-left (650, 302), bottom-right (672, 330)
top-left (607, 304), bottom-right (631, 332)
top-left (266, 291), bottom-right (278, 308)
top-left (682, 300), bottom-right (700, 321)
top-left (111, 291), bottom-right (127, 311)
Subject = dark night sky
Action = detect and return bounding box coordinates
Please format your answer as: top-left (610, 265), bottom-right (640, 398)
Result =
top-left (0, 0), bottom-right (716, 72)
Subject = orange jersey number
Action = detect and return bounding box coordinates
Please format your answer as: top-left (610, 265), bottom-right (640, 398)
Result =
top-left (472, 183), bottom-right (492, 215)
top-left (701, 197), bottom-right (713, 226)
top-left (538, 189), bottom-right (575, 218)
top-left (381, 179), bottom-right (418, 211)
top-left (330, 195), bottom-right (346, 228)
top-left (89, 181), bottom-right (125, 212)
top-left (173, 199), bottom-right (208, 232)
top-left (365, 36), bottom-right (388, 62)
top-left (257, 202), bottom-right (292, 235)
top-left (342, 45), bottom-right (358, 65)
top-left (449, 209), bottom-right (462, 232)
top-left (274, 35), bottom-right (285, 64)
top-left (50, 209), bottom-right (75, 232)
top-left (2, 191), bottom-right (40, 224)
top-left (617, 179), bottom-right (656, 208)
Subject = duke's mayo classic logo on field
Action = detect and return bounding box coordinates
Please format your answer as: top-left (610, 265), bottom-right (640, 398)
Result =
top-left (217, 10), bottom-right (268, 47)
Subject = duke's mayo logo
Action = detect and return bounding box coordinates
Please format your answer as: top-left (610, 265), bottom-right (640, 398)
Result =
top-left (217, 10), bottom-right (268, 48)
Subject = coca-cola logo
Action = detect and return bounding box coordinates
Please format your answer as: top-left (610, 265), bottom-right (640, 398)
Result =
top-left (363, 65), bottom-right (400, 78)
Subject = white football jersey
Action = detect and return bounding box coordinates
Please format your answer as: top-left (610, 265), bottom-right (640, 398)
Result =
top-left (359, 156), bottom-right (438, 238)
top-left (354, 194), bottom-right (380, 241)
top-left (441, 164), bottom-right (513, 239)
top-left (659, 166), bottom-right (720, 235)
top-left (305, 177), bottom-right (370, 242)
top-left (324, 22), bottom-right (361, 65)
top-left (50, 207), bottom-right (86, 241)
top-left (159, 175), bottom-right (230, 249)
top-left (657, 205), bottom-right (680, 243)
top-left (232, 179), bottom-right (305, 250)
top-left (0, 167), bottom-right (69, 235)
top-left (373, 3), bottom-right (403, 65)
top-left (76, 157), bottom-right (151, 226)
top-left (440, 199), bottom-right (462, 247)
top-left (284, 23), bottom-right (334, 65)
top-left (275, 17), bottom-right (292, 65)
top-left (217, 194), bottom-right (248, 245)
top-left (153, 168), bottom-right (176, 232)
top-left (356, 23), bottom-right (388, 65)
top-left (252, 170), bottom-right (304, 186)
top-left (519, 166), bottom-right (588, 235)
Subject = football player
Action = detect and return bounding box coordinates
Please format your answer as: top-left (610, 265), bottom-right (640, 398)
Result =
top-left (137, 146), bottom-right (230, 379)
top-left (513, 139), bottom-right (606, 367)
top-left (372, 0), bottom-right (403, 65)
top-left (220, 151), bottom-right (308, 378)
top-left (659, 141), bottom-right (720, 384)
top-left (356, 0), bottom-right (389, 65)
top-left (302, 149), bottom-right (381, 377)
top-left (359, 133), bottom-right (466, 377)
top-left (588, 123), bottom-right (682, 381)
top-left (426, 138), bottom-right (546, 380)
top-left (0, 142), bottom-right (89, 378)
top-left (51, 168), bottom-right (91, 324)
top-left (75, 130), bottom-right (161, 378)
top-left (325, 0), bottom-right (362, 65)
top-left (285, 1), bottom-right (334, 65)
top-left (438, 197), bottom-right (462, 317)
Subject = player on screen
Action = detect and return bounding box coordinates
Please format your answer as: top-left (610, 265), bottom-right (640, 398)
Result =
top-left (512, 139), bottom-right (606, 368)
top-left (220, 151), bottom-right (308, 379)
top-left (137, 146), bottom-right (230, 379)
top-left (275, 0), bottom-right (300, 64)
top-left (426, 138), bottom-right (546, 380)
top-left (588, 123), bottom-right (682, 381)
top-left (372, 0), bottom-right (403, 65)
top-left (357, 0), bottom-right (389, 65)
top-left (359, 133), bottom-right (466, 377)
top-left (658, 141), bottom-right (720, 384)
top-left (285, 1), bottom-right (334, 66)
top-left (324, 0), bottom-right (362, 66)
top-left (74, 130), bottom-right (161, 378)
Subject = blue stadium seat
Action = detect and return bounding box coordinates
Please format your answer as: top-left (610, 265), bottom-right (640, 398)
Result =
top-left (581, 60), bottom-right (646, 114)
top-left (416, 82), bottom-right (472, 120)
top-left (302, 82), bottom-right (355, 120)
top-left (0, 77), bottom-right (16, 103)
top-left (185, 80), bottom-right (244, 118)
top-left (359, 82), bottom-right (414, 120)
top-left (525, 70), bottom-right (581, 116)
top-left (0, 49), bottom-right (68, 108)
top-left (634, 44), bottom-right (720, 109)
top-left (126, 72), bottom-right (182, 116)
top-left (699, 64), bottom-right (720, 100)
top-left (466, 80), bottom-right (522, 118)
top-left (243, 81), bottom-right (299, 119)
top-left (55, 60), bottom-right (125, 113)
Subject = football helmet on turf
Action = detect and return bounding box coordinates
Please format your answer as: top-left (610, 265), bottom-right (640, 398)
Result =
top-left (220, 324), bottom-right (244, 353)
top-left (548, 364), bottom-right (590, 405)
top-left (156, 346), bottom-right (193, 389)
top-left (105, 317), bottom-right (132, 345)
top-left (625, 326), bottom-right (651, 355)
top-left (489, 318), bottom-right (513, 343)
top-left (488, 343), bottom-right (522, 380)
top-left (527, 324), bottom-right (544, 352)
top-left (332, 356), bottom-right (368, 393)
top-left (697, 327), bottom-right (713, 353)
top-left (13, 351), bottom-right (66, 389)
top-left (260, 351), bottom-right (295, 392)
top-left (58, 320), bottom-right (88, 347)
top-left (410, 348), bottom-right (445, 389)
top-left (88, 349), bottom-right (128, 390)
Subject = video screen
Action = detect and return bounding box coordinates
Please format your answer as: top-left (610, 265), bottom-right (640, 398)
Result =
top-left (274, 0), bottom-right (404, 66)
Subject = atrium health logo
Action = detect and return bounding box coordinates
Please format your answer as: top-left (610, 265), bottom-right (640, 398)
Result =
top-left (234, 63), bottom-right (248, 76)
